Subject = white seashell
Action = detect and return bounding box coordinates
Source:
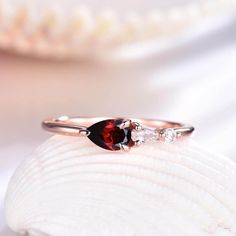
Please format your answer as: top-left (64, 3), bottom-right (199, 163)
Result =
top-left (5, 135), bottom-right (236, 236)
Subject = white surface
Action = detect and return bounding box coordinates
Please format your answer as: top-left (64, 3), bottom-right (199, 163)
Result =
top-left (5, 136), bottom-right (236, 236)
top-left (7, 0), bottom-right (206, 15)
top-left (1, 1), bottom-right (236, 235)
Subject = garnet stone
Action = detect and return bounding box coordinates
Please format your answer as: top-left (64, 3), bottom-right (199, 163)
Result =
top-left (87, 119), bottom-right (135, 151)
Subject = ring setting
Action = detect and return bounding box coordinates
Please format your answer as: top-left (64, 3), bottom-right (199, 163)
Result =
top-left (42, 117), bottom-right (194, 151)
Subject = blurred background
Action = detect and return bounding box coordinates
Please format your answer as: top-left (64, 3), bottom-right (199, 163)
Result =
top-left (1, 0), bottom-right (236, 235)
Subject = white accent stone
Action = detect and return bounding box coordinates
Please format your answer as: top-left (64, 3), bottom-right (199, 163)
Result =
top-left (144, 128), bottom-right (158, 142)
top-left (163, 128), bottom-right (177, 143)
top-left (131, 128), bottom-right (158, 143)
top-left (131, 129), bottom-right (145, 143)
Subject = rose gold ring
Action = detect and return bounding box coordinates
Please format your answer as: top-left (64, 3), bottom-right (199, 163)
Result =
top-left (42, 116), bottom-right (194, 151)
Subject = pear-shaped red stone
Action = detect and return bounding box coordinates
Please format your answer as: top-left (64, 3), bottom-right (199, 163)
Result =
top-left (87, 119), bottom-right (135, 151)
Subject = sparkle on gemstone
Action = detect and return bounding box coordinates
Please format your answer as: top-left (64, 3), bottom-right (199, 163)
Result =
top-left (131, 128), bottom-right (158, 143)
top-left (163, 128), bottom-right (177, 143)
top-left (131, 130), bottom-right (145, 143)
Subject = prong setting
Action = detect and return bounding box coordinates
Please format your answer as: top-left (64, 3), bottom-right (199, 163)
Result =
top-left (132, 122), bottom-right (143, 131)
top-left (79, 129), bottom-right (90, 136)
top-left (120, 143), bottom-right (131, 151)
top-left (134, 140), bottom-right (143, 147)
top-left (119, 119), bottom-right (132, 129)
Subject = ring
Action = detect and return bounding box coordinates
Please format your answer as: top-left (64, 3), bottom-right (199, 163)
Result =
top-left (42, 116), bottom-right (194, 151)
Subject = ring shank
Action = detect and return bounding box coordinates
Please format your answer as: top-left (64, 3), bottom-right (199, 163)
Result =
top-left (42, 116), bottom-right (194, 138)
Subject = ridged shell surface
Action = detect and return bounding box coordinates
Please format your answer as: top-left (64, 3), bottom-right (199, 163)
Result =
top-left (5, 135), bottom-right (236, 236)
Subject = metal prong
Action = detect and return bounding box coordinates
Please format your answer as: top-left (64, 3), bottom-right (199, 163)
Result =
top-left (134, 140), bottom-right (142, 147)
top-left (119, 119), bottom-right (132, 129)
top-left (177, 132), bottom-right (181, 137)
top-left (120, 144), bottom-right (131, 151)
top-left (132, 122), bottom-right (142, 131)
top-left (79, 129), bottom-right (90, 136)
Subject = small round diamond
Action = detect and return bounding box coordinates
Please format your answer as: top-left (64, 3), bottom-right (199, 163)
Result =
top-left (163, 128), bottom-right (177, 143)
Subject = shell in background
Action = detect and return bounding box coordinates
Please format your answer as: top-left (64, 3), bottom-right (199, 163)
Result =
top-left (0, 0), bottom-right (236, 59)
top-left (5, 135), bottom-right (236, 236)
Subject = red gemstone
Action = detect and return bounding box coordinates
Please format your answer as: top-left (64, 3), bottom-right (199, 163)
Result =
top-left (87, 119), bottom-right (135, 151)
